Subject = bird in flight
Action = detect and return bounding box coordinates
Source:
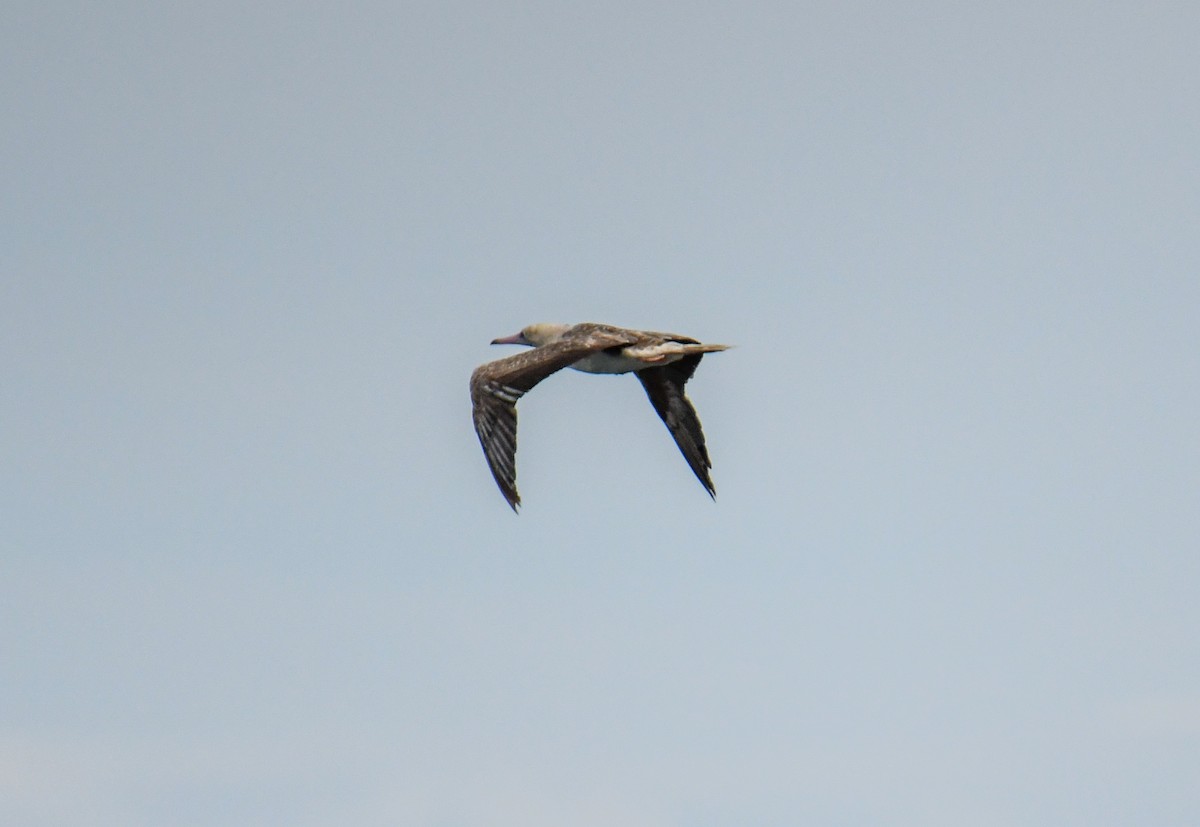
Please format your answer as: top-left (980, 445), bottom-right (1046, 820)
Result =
top-left (470, 322), bottom-right (729, 511)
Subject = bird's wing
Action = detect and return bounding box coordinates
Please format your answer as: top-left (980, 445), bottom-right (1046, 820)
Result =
top-left (639, 330), bottom-right (702, 346)
top-left (635, 353), bottom-right (715, 498)
top-left (470, 330), bottom-right (637, 510)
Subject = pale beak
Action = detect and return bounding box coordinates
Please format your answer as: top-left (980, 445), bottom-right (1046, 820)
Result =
top-left (490, 332), bottom-right (530, 346)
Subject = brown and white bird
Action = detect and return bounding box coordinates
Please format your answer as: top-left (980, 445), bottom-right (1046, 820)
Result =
top-left (470, 322), bottom-right (729, 511)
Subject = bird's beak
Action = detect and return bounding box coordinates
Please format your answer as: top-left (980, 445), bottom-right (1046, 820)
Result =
top-left (491, 332), bottom-right (529, 346)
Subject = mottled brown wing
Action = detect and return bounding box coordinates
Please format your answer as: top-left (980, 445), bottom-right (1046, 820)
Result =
top-left (635, 354), bottom-right (715, 497)
top-left (470, 330), bottom-right (637, 511)
top-left (639, 330), bottom-right (702, 346)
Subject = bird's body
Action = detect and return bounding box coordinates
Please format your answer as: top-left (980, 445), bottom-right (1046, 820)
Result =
top-left (470, 322), bottom-right (729, 510)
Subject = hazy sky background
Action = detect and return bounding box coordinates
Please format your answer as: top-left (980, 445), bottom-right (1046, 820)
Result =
top-left (3, 1), bottom-right (1198, 825)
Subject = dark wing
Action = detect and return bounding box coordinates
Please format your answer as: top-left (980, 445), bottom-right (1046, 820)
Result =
top-left (635, 353), bottom-right (715, 498)
top-left (470, 330), bottom-right (636, 511)
top-left (639, 330), bottom-right (701, 345)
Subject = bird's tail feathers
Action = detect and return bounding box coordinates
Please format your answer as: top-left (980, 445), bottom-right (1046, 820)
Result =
top-left (680, 343), bottom-right (731, 355)
top-left (625, 341), bottom-right (731, 363)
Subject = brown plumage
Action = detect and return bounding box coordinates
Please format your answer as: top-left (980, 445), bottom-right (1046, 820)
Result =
top-left (470, 322), bottom-right (729, 511)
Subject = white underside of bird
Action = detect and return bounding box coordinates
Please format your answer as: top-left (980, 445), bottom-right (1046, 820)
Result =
top-left (571, 343), bottom-right (690, 374)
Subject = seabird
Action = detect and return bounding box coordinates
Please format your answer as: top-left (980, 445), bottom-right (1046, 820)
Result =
top-left (470, 322), bottom-right (729, 511)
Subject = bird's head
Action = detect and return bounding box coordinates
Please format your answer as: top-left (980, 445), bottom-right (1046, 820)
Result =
top-left (491, 323), bottom-right (571, 348)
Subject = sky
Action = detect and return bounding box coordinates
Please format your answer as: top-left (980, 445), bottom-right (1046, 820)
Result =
top-left (3, 1), bottom-right (1199, 825)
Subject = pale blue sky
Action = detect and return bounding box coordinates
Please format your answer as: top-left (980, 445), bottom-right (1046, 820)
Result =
top-left (3, 1), bottom-right (1198, 825)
